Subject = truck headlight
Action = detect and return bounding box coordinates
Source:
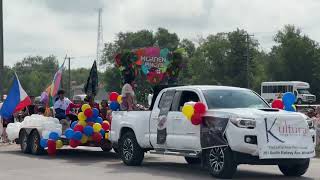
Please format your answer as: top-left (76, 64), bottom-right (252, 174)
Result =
top-left (230, 117), bottom-right (256, 129)
top-left (306, 118), bottom-right (314, 129)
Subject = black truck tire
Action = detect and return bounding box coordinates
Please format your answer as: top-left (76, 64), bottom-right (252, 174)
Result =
top-left (206, 147), bottom-right (237, 179)
top-left (19, 129), bottom-right (31, 154)
top-left (119, 131), bottom-right (144, 166)
top-left (29, 130), bottom-right (45, 155)
top-left (278, 159), bottom-right (310, 177)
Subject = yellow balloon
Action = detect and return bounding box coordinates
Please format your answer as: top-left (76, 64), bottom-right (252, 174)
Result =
top-left (117, 95), bottom-right (123, 104)
top-left (105, 133), bottom-right (109, 140)
top-left (182, 105), bottom-right (194, 120)
top-left (93, 123), bottom-right (102, 133)
top-left (56, 140), bottom-right (63, 149)
top-left (77, 112), bottom-right (87, 121)
top-left (81, 104), bottom-right (91, 112)
top-left (81, 135), bottom-right (88, 144)
top-left (78, 121), bottom-right (87, 127)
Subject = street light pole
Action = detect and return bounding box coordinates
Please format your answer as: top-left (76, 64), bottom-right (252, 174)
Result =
top-left (0, 0), bottom-right (4, 101)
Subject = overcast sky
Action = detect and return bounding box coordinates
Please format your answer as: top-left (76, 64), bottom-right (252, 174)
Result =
top-left (3, 0), bottom-right (320, 68)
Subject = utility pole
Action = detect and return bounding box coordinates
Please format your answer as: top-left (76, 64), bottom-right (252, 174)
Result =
top-left (68, 56), bottom-right (71, 98)
top-left (96, 8), bottom-right (103, 70)
top-left (65, 55), bottom-right (74, 98)
top-left (0, 0), bottom-right (4, 101)
top-left (246, 33), bottom-right (254, 89)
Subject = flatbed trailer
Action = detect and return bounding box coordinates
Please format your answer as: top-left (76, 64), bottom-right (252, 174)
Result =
top-left (17, 127), bottom-right (114, 155)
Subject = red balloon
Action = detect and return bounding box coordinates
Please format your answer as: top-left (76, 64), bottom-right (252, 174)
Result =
top-left (109, 92), bottom-right (119, 102)
top-left (47, 139), bottom-right (56, 155)
top-left (194, 102), bottom-right (206, 114)
top-left (69, 139), bottom-right (80, 148)
top-left (84, 108), bottom-right (93, 118)
top-left (87, 122), bottom-right (94, 127)
top-left (92, 132), bottom-right (102, 142)
top-left (73, 124), bottom-right (84, 133)
top-left (102, 121), bottom-right (110, 131)
top-left (271, 99), bottom-right (284, 109)
top-left (191, 113), bottom-right (203, 125)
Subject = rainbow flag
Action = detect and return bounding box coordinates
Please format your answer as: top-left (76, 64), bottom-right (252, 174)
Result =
top-left (46, 60), bottom-right (65, 106)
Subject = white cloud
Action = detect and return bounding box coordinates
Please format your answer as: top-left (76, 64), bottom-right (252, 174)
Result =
top-left (3, 0), bottom-right (320, 68)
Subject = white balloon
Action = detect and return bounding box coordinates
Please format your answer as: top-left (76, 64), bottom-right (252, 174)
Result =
top-left (42, 130), bottom-right (50, 139)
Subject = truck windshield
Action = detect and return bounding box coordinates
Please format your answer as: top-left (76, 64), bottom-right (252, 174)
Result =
top-left (297, 89), bottom-right (310, 94)
top-left (203, 89), bottom-right (270, 109)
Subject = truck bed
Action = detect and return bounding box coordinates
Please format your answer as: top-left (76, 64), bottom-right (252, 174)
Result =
top-left (110, 111), bottom-right (152, 148)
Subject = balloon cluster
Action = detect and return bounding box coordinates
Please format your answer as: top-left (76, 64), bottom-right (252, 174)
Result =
top-left (40, 131), bottom-right (63, 156)
top-left (65, 104), bottom-right (111, 148)
top-left (109, 92), bottom-right (121, 111)
top-left (182, 102), bottom-right (207, 125)
top-left (271, 92), bottom-right (296, 112)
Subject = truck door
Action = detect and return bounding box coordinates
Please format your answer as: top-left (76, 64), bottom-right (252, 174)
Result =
top-left (168, 90), bottom-right (201, 151)
top-left (149, 90), bottom-right (176, 150)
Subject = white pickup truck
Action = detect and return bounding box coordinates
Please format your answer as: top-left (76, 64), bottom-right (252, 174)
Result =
top-left (110, 85), bottom-right (316, 179)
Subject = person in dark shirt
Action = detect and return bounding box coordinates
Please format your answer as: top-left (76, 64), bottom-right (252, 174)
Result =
top-left (23, 96), bottom-right (38, 116)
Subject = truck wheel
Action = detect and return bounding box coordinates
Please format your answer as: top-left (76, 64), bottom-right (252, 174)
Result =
top-left (185, 157), bottom-right (201, 164)
top-left (278, 159), bottom-right (310, 177)
top-left (206, 147), bottom-right (237, 179)
top-left (19, 130), bottom-right (30, 154)
top-left (30, 131), bottom-right (45, 155)
top-left (119, 131), bottom-right (144, 166)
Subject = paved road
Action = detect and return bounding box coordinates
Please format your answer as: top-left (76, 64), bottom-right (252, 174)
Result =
top-left (0, 144), bottom-right (319, 180)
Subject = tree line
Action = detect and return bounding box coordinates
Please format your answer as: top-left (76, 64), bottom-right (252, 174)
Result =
top-left (2, 25), bottom-right (320, 101)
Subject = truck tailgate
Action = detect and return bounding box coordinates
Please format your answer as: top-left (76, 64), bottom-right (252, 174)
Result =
top-left (110, 111), bottom-right (152, 148)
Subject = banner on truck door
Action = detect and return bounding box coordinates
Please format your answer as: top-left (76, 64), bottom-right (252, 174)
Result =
top-left (257, 116), bottom-right (315, 159)
top-left (200, 116), bottom-right (229, 149)
top-left (157, 90), bottom-right (175, 144)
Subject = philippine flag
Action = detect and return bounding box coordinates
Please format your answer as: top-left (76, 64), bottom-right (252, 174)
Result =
top-left (0, 74), bottom-right (31, 119)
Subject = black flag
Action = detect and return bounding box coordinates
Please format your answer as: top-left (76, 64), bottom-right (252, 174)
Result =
top-left (84, 61), bottom-right (98, 96)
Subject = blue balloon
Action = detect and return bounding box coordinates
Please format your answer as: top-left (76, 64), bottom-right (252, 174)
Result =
top-left (282, 92), bottom-right (296, 106)
top-left (40, 138), bottom-right (48, 148)
top-left (96, 117), bottom-right (103, 124)
top-left (285, 105), bottom-right (296, 112)
top-left (87, 117), bottom-right (95, 122)
top-left (110, 101), bottom-right (120, 111)
top-left (92, 108), bottom-right (99, 118)
top-left (72, 131), bottom-right (83, 141)
top-left (100, 129), bottom-right (105, 138)
top-left (83, 126), bottom-right (94, 136)
top-left (65, 128), bottom-right (74, 139)
top-left (49, 132), bottom-right (59, 141)
top-left (71, 121), bottom-right (78, 129)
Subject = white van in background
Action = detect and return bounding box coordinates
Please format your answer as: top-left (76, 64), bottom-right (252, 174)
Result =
top-left (261, 81), bottom-right (316, 104)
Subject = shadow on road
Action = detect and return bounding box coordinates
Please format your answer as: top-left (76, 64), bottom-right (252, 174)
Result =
top-left (104, 161), bottom-right (314, 180)
top-left (0, 148), bottom-right (314, 180)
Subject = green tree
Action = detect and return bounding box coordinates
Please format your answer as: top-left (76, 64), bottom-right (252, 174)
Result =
top-left (12, 56), bottom-right (59, 96)
top-left (268, 25), bottom-right (320, 97)
top-left (154, 28), bottom-right (180, 50)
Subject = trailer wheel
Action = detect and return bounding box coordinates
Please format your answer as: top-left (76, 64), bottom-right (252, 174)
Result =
top-left (30, 130), bottom-right (45, 155)
top-left (119, 131), bottom-right (144, 166)
top-left (100, 140), bottom-right (113, 152)
top-left (19, 129), bottom-right (30, 154)
top-left (278, 159), bottom-right (310, 177)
